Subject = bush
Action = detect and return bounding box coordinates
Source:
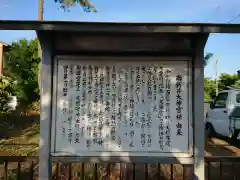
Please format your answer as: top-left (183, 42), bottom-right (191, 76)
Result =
top-left (0, 75), bottom-right (15, 116)
top-left (4, 39), bottom-right (40, 108)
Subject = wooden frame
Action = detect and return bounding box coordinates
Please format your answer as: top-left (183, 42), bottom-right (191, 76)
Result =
top-left (49, 55), bottom-right (193, 162)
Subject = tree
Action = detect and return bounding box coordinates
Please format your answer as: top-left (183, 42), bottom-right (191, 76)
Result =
top-left (204, 72), bottom-right (240, 101)
top-left (218, 73), bottom-right (240, 90)
top-left (204, 77), bottom-right (216, 101)
top-left (4, 39), bottom-right (40, 108)
top-left (204, 53), bottom-right (213, 67)
top-left (0, 75), bottom-right (15, 115)
top-left (235, 79), bottom-right (240, 87)
top-left (55, 0), bottom-right (97, 12)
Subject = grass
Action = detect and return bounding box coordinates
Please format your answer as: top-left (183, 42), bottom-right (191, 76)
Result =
top-left (0, 116), bottom-right (39, 156)
top-left (0, 125), bottom-right (39, 156)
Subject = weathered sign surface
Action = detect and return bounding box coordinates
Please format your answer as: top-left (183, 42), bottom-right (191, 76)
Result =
top-left (51, 59), bottom-right (192, 157)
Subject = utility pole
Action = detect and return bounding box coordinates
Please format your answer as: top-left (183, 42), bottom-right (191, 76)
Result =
top-left (38, 0), bottom-right (44, 21)
top-left (38, 0), bottom-right (43, 88)
top-left (215, 58), bottom-right (219, 95)
top-left (38, 0), bottom-right (44, 56)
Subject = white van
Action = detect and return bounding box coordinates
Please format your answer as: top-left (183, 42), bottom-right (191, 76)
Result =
top-left (205, 87), bottom-right (240, 140)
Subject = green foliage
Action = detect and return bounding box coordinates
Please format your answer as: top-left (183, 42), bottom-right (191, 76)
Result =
top-left (235, 79), bottom-right (240, 87)
top-left (4, 39), bottom-right (40, 107)
top-left (218, 73), bottom-right (239, 90)
top-left (55, 0), bottom-right (97, 12)
top-left (203, 53), bottom-right (215, 101)
top-left (204, 53), bottom-right (213, 67)
top-left (0, 75), bottom-right (15, 116)
top-left (204, 73), bottom-right (240, 101)
top-left (204, 77), bottom-right (216, 101)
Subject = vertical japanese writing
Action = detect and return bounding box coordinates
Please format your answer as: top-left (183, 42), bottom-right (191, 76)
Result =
top-left (99, 68), bottom-right (104, 105)
top-left (111, 66), bottom-right (117, 142)
top-left (153, 67), bottom-right (158, 112)
top-left (98, 67), bottom-right (104, 147)
top-left (135, 66), bottom-right (141, 130)
top-left (80, 66), bottom-right (87, 140)
top-left (147, 67), bottom-right (152, 102)
top-left (165, 69), bottom-right (172, 147)
top-left (68, 66), bottom-right (73, 114)
top-left (105, 66), bottom-right (111, 113)
top-left (68, 65), bottom-right (73, 144)
top-left (135, 67), bottom-right (141, 103)
top-left (61, 125), bottom-right (66, 138)
top-left (129, 68), bottom-right (135, 148)
top-left (140, 112), bottom-right (146, 147)
top-left (76, 65), bottom-right (81, 92)
top-left (123, 70), bottom-right (128, 126)
top-left (61, 65), bottom-right (68, 138)
top-left (146, 67), bottom-right (152, 148)
top-left (140, 66), bottom-right (146, 148)
top-left (141, 67), bottom-right (146, 103)
top-left (62, 65), bottom-right (71, 142)
top-left (68, 65), bottom-right (74, 136)
top-left (87, 65), bottom-right (93, 123)
top-left (105, 66), bottom-right (111, 145)
top-left (86, 65), bottom-right (93, 149)
top-left (116, 69), bottom-right (122, 147)
top-left (87, 65), bottom-right (93, 126)
top-left (75, 65), bottom-right (81, 144)
top-left (68, 98), bottom-right (73, 143)
top-left (63, 65), bottom-right (68, 97)
top-left (93, 66), bottom-right (99, 146)
top-left (62, 65), bottom-right (73, 144)
top-left (75, 95), bottom-right (81, 144)
top-left (69, 65), bottom-right (74, 89)
top-left (147, 111), bottom-right (152, 148)
top-left (62, 65), bottom-right (68, 114)
top-left (176, 74), bottom-right (183, 136)
top-left (158, 67), bottom-right (164, 150)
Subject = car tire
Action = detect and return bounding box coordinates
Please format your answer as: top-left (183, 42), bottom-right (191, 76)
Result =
top-left (206, 123), bottom-right (215, 138)
top-left (232, 130), bottom-right (240, 141)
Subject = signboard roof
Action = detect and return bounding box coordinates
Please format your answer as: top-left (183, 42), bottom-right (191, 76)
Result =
top-left (0, 20), bottom-right (214, 54)
top-left (0, 20), bottom-right (239, 33)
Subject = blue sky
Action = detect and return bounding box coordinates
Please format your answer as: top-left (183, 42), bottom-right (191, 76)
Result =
top-left (0, 0), bottom-right (240, 78)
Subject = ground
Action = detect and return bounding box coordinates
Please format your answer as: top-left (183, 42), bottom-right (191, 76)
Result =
top-left (206, 137), bottom-right (240, 156)
top-left (0, 115), bottom-right (240, 180)
top-left (1, 115), bottom-right (240, 156)
top-left (0, 115), bottom-right (39, 156)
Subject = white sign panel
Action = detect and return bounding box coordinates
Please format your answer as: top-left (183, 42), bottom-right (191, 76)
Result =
top-left (51, 58), bottom-right (191, 156)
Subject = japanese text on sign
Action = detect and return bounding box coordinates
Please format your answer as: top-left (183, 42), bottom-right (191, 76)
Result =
top-left (53, 60), bottom-right (190, 155)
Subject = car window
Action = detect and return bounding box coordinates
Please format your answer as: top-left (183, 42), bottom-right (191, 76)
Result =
top-left (237, 92), bottom-right (240, 103)
top-left (214, 92), bottom-right (228, 108)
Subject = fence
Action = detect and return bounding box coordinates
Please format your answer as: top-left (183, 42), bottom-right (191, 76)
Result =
top-left (1, 156), bottom-right (240, 180)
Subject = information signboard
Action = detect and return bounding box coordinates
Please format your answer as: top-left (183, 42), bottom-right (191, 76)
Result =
top-left (51, 58), bottom-right (192, 157)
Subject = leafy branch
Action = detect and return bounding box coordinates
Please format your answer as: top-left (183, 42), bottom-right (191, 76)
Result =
top-left (55, 0), bottom-right (97, 12)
